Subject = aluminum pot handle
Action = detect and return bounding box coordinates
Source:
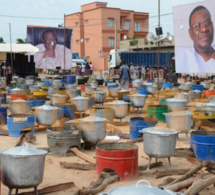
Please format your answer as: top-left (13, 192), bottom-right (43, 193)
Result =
top-left (136, 180), bottom-right (151, 187)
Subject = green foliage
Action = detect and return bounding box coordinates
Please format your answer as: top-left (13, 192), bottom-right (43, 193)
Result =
top-left (16, 38), bottom-right (27, 44)
top-left (0, 37), bottom-right (5, 43)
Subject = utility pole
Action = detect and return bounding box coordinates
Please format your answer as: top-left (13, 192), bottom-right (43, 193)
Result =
top-left (157, 0), bottom-right (160, 93)
top-left (9, 23), bottom-right (13, 76)
top-left (115, 18), bottom-right (117, 70)
top-left (64, 14), bottom-right (66, 83)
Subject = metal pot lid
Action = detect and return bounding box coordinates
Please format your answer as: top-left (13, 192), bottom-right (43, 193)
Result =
top-left (104, 180), bottom-right (178, 195)
top-left (79, 115), bottom-right (108, 122)
top-left (133, 79), bottom-right (142, 83)
top-left (165, 98), bottom-right (186, 102)
top-left (11, 87), bottom-right (22, 90)
top-left (192, 90), bottom-right (201, 93)
top-left (74, 96), bottom-right (89, 100)
top-left (2, 143), bottom-right (47, 156)
top-left (205, 103), bottom-right (215, 107)
top-left (141, 127), bottom-right (179, 135)
top-left (41, 104), bottom-right (56, 110)
top-left (95, 90), bottom-right (105, 94)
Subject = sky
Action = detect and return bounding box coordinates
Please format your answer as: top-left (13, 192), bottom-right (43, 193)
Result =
top-left (0, 0), bottom-right (205, 43)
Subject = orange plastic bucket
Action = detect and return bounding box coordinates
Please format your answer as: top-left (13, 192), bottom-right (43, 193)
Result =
top-left (11, 94), bottom-right (27, 101)
top-left (203, 90), bottom-right (215, 97)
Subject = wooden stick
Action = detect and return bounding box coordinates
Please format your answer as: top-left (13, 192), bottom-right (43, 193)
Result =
top-left (173, 148), bottom-right (195, 158)
top-left (167, 161), bottom-right (208, 186)
top-left (138, 161), bottom-right (163, 171)
top-left (155, 168), bottom-right (189, 179)
top-left (165, 177), bottom-right (195, 192)
top-left (127, 137), bottom-right (143, 144)
top-left (60, 162), bottom-right (96, 170)
top-left (185, 175), bottom-right (215, 195)
top-left (18, 182), bottom-right (75, 195)
top-left (0, 129), bottom-right (8, 136)
top-left (70, 148), bottom-right (96, 164)
top-left (158, 177), bottom-right (175, 187)
top-left (15, 132), bottom-right (24, 147)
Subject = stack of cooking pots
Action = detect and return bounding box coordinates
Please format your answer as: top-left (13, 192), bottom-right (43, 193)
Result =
top-left (200, 81), bottom-right (211, 90)
top-left (1, 144), bottom-right (47, 195)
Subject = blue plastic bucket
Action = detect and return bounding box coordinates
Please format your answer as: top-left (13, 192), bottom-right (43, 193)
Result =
top-left (192, 85), bottom-right (204, 92)
top-left (130, 117), bottom-right (158, 140)
top-left (147, 80), bottom-right (153, 83)
top-left (66, 75), bottom-right (76, 85)
top-left (8, 114), bottom-right (35, 136)
top-left (140, 85), bottom-right (147, 90)
top-left (29, 100), bottom-right (46, 109)
top-left (0, 93), bottom-right (6, 104)
top-left (108, 85), bottom-right (117, 88)
top-left (135, 89), bottom-right (148, 95)
top-left (0, 107), bottom-right (7, 124)
top-left (44, 81), bottom-right (52, 87)
top-left (55, 103), bottom-right (75, 120)
top-left (191, 130), bottom-right (215, 162)
top-left (163, 83), bottom-right (173, 89)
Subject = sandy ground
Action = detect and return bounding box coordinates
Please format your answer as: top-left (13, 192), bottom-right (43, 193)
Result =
top-left (1, 78), bottom-right (215, 195)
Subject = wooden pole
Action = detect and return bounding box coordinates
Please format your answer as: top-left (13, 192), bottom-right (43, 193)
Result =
top-left (9, 23), bottom-right (13, 75)
top-left (64, 14), bottom-right (66, 82)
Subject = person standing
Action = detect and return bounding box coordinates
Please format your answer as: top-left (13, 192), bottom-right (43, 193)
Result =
top-left (119, 61), bottom-right (130, 90)
top-left (162, 63), bottom-right (167, 80)
top-left (145, 64), bottom-right (150, 80)
top-left (138, 64), bottom-right (142, 79)
top-left (81, 63), bottom-right (85, 76)
top-left (90, 62), bottom-right (94, 75)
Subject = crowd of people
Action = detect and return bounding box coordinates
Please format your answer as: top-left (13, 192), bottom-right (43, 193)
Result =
top-left (74, 61), bottom-right (94, 76)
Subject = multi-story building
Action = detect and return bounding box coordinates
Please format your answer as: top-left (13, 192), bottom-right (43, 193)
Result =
top-left (65, 1), bottom-right (149, 71)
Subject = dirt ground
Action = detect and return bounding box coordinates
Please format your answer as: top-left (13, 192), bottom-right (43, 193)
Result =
top-left (1, 78), bottom-right (215, 195)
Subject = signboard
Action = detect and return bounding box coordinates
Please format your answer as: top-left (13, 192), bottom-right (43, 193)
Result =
top-left (27, 26), bottom-right (72, 70)
top-left (173, 0), bottom-right (215, 74)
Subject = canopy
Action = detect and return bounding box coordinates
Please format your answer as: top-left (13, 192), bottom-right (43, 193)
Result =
top-left (0, 43), bottom-right (39, 55)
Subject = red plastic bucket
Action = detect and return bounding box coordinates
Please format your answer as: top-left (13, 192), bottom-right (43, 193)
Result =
top-left (96, 143), bottom-right (138, 181)
top-left (129, 83), bottom-right (133, 88)
top-left (11, 94), bottom-right (27, 101)
top-left (80, 84), bottom-right (90, 92)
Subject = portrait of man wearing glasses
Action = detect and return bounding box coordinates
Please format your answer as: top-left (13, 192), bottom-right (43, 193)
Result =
top-left (176, 5), bottom-right (215, 73)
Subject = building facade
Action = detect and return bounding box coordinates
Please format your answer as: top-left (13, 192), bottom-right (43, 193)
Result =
top-left (65, 2), bottom-right (149, 70)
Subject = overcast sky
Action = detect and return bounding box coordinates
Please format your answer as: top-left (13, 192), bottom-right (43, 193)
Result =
top-left (0, 0), bottom-right (204, 43)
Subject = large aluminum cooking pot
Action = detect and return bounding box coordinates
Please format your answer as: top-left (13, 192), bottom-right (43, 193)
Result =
top-left (108, 88), bottom-right (120, 98)
top-left (26, 79), bottom-right (34, 85)
top-left (174, 93), bottom-right (190, 104)
top-left (71, 96), bottom-right (89, 112)
top-left (85, 86), bottom-right (95, 95)
top-left (10, 88), bottom-right (24, 95)
top-left (180, 83), bottom-right (192, 91)
top-left (129, 94), bottom-right (147, 107)
top-left (35, 104), bottom-right (59, 125)
top-left (190, 90), bottom-right (202, 100)
top-left (152, 82), bottom-right (163, 90)
top-left (165, 98), bottom-right (186, 112)
top-left (79, 115), bottom-right (108, 143)
top-left (146, 85), bottom-right (157, 94)
top-left (69, 89), bottom-right (79, 98)
top-left (141, 128), bottom-right (179, 158)
top-left (29, 85), bottom-right (41, 92)
top-left (10, 99), bottom-right (30, 114)
top-left (90, 81), bottom-right (98, 89)
top-left (106, 100), bottom-right (129, 120)
top-left (205, 103), bottom-right (215, 111)
top-left (132, 79), bottom-right (142, 88)
top-left (100, 180), bottom-right (183, 195)
top-left (1, 144), bottom-right (47, 190)
top-left (92, 91), bottom-right (106, 104)
top-left (50, 94), bottom-right (67, 105)
top-left (67, 84), bottom-right (76, 90)
top-left (200, 81), bottom-right (211, 90)
top-left (164, 111), bottom-right (192, 132)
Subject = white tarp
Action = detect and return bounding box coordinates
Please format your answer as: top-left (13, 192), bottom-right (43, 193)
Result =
top-left (0, 43), bottom-right (39, 55)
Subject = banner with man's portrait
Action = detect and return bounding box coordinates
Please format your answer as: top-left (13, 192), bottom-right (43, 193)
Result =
top-left (173, 0), bottom-right (215, 74)
top-left (27, 26), bottom-right (73, 70)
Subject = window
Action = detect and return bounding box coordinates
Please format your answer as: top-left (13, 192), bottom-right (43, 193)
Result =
top-left (109, 38), bottom-right (114, 47)
top-left (86, 39), bottom-right (89, 43)
top-left (85, 20), bottom-right (88, 25)
top-left (108, 19), bottom-right (114, 28)
top-left (76, 40), bottom-right (79, 44)
top-left (135, 23), bottom-right (141, 32)
top-left (125, 21), bottom-right (130, 30)
top-left (75, 23), bottom-right (79, 27)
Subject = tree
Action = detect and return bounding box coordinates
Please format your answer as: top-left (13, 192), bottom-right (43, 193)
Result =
top-left (16, 38), bottom-right (27, 44)
top-left (0, 37), bottom-right (5, 43)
